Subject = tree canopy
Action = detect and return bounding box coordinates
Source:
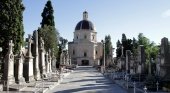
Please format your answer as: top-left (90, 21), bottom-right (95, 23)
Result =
top-left (105, 35), bottom-right (112, 56)
top-left (137, 33), bottom-right (159, 60)
top-left (38, 25), bottom-right (59, 57)
top-left (39, 0), bottom-right (59, 57)
top-left (116, 33), bottom-right (133, 57)
top-left (41, 0), bottom-right (55, 27)
top-left (116, 33), bottom-right (159, 60)
top-left (116, 40), bottom-right (121, 57)
top-left (0, 0), bottom-right (25, 56)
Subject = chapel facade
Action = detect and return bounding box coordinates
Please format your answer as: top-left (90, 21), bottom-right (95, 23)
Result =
top-left (68, 11), bottom-right (103, 66)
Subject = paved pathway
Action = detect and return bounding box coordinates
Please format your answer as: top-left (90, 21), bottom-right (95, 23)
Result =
top-left (48, 66), bottom-right (127, 93)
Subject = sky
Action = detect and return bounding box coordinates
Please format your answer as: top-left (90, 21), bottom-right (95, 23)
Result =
top-left (23, 0), bottom-right (170, 50)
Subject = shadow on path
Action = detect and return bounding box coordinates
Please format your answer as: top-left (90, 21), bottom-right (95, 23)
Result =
top-left (54, 85), bottom-right (112, 93)
top-left (50, 66), bottom-right (127, 93)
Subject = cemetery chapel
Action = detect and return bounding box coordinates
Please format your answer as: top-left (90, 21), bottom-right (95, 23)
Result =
top-left (68, 11), bottom-right (103, 66)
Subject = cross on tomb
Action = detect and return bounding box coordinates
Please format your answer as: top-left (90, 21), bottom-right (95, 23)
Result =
top-left (8, 40), bottom-right (14, 54)
top-left (26, 34), bottom-right (34, 56)
top-left (40, 37), bottom-right (44, 49)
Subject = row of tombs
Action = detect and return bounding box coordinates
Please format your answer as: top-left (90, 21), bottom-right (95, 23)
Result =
top-left (0, 30), bottom-right (71, 88)
top-left (116, 37), bottom-right (170, 82)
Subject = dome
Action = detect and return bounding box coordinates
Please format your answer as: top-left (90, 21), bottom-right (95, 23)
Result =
top-left (75, 11), bottom-right (95, 31)
top-left (75, 20), bottom-right (94, 30)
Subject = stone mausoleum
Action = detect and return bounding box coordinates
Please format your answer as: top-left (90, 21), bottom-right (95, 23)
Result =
top-left (68, 11), bottom-right (103, 66)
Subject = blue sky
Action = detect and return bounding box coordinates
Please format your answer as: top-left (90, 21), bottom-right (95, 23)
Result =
top-left (23, 0), bottom-right (170, 49)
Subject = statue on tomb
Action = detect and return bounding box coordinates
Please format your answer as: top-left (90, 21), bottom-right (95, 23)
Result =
top-left (26, 34), bottom-right (33, 57)
top-left (40, 37), bottom-right (44, 49)
top-left (18, 46), bottom-right (24, 58)
top-left (8, 40), bottom-right (14, 54)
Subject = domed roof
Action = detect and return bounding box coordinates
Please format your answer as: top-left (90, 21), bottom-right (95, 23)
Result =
top-left (75, 20), bottom-right (94, 30)
top-left (75, 11), bottom-right (95, 31)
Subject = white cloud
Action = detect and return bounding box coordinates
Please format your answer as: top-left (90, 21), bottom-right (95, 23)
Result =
top-left (162, 9), bottom-right (170, 18)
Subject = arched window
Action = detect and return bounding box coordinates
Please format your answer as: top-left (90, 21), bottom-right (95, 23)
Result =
top-left (96, 50), bottom-right (98, 55)
top-left (92, 35), bottom-right (95, 40)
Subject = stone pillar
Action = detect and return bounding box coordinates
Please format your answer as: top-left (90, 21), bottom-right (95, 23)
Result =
top-left (48, 50), bottom-right (52, 73)
top-left (39, 37), bottom-right (46, 77)
top-left (120, 46), bottom-right (126, 71)
top-left (160, 37), bottom-right (170, 80)
top-left (156, 51), bottom-right (161, 76)
top-left (66, 51), bottom-right (70, 66)
top-left (45, 52), bottom-right (49, 73)
top-left (24, 34), bottom-right (35, 83)
top-left (33, 30), bottom-right (41, 80)
top-left (137, 45), bottom-right (146, 74)
top-left (3, 40), bottom-right (15, 90)
top-left (126, 50), bottom-right (131, 73)
top-left (121, 46), bottom-right (124, 57)
top-left (51, 49), bottom-right (56, 72)
top-left (120, 57), bottom-right (125, 71)
top-left (15, 47), bottom-right (25, 84)
top-left (69, 57), bottom-right (71, 65)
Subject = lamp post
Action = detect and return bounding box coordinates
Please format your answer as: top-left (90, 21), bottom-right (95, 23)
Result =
top-left (103, 42), bottom-right (105, 70)
top-left (112, 48), bottom-right (115, 62)
top-left (101, 40), bottom-right (105, 73)
top-left (156, 81), bottom-right (159, 91)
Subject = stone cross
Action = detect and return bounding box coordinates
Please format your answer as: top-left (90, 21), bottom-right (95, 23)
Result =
top-left (39, 37), bottom-right (47, 78)
top-left (3, 40), bottom-right (15, 90)
top-left (26, 34), bottom-right (33, 57)
top-left (24, 34), bottom-right (35, 83)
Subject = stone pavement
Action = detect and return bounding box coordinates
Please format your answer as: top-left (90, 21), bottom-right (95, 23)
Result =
top-left (105, 72), bottom-right (169, 93)
top-left (1, 70), bottom-right (71, 93)
top-left (47, 66), bottom-right (127, 93)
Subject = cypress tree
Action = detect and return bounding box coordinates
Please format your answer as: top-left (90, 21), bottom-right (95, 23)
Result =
top-left (0, 0), bottom-right (24, 77)
top-left (41, 0), bottom-right (55, 27)
top-left (116, 40), bottom-right (121, 57)
top-left (105, 35), bottom-right (112, 56)
top-left (0, 0), bottom-right (25, 57)
top-left (39, 0), bottom-right (59, 57)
